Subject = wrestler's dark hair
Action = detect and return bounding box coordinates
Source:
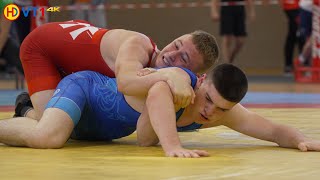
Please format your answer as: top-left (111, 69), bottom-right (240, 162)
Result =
top-left (207, 64), bottom-right (248, 103)
top-left (190, 30), bottom-right (220, 73)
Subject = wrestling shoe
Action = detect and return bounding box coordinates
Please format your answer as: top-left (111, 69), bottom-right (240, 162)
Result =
top-left (13, 92), bottom-right (33, 117)
top-left (294, 56), bottom-right (305, 68)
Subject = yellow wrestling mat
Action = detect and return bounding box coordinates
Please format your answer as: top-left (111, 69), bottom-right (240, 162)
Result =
top-left (0, 108), bottom-right (319, 180)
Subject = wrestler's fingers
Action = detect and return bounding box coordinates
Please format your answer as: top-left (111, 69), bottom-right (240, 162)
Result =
top-left (300, 141), bottom-right (320, 151)
top-left (298, 143), bottom-right (308, 152)
top-left (137, 68), bottom-right (157, 76)
top-left (188, 151), bottom-right (201, 158)
top-left (176, 95), bottom-right (182, 108)
top-left (183, 88), bottom-right (194, 107)
top-left (137, 69), bottom-right (148, 76)
top-left (191, 87), bottom-right (196, 104)
top-left (183, 152), bottom-right (192, 158)
top-left (173, 152), bottom-right (185, 158)
top-left (183, 94), bottom-right (192, 108)
top-left (192, 150), bottom-right (210, 157)
top-left (182, 95), bottom-right (189, 108)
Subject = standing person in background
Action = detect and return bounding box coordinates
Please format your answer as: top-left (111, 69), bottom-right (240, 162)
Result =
top-left (12, 0), bottom-right (32, 44)
top-left (211, 0), bottom-right (255, 63)
top-left (12, 0), bottom-right (48, 43)
top-left (31, 0), bottom-right (49, 30)
top-left (71, 0), bottom-right (107, 28)
top-left (295, 0), bottom-right (313, 66)
top-left (280, 0), bottom-right (302, 75)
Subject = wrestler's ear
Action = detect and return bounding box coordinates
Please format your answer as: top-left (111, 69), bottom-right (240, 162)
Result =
top-left (199, 74), bottom-right (206, 83)
top-left (196, 74), bottom-right (206, 87)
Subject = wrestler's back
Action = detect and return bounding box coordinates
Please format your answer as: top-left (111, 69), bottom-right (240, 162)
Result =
top-left (22, 21), bottom-right (153, 77)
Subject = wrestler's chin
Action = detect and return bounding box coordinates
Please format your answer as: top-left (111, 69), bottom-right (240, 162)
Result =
top-left (154, 59), bottom-right (164, 68)
top-left (155, 62), bottom-right (166, 68)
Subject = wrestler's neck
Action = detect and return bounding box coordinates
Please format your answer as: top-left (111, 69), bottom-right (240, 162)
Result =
top-left (176, 107), bottom-right (196, 126)
top-left (149, 48), bottom-right (161, 68)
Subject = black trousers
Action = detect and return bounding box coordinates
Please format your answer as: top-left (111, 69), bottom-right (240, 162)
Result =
top-left (13, 12), bottom-right (31, 44)
top-left (0, 37), bottom-right (24, 75)
top-left (284, 9), bottom-right (303, 68)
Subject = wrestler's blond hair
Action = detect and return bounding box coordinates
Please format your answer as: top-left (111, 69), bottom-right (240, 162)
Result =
top-left (190, 30), bottom-right (220, 72)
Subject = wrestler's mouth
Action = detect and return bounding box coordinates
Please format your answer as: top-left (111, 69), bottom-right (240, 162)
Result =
top-left (200, 113), bottom-right (209, 121)
top-left (163, 57), bottom-right (171, 66)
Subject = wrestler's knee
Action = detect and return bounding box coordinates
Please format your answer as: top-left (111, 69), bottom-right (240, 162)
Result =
top-left (25, 129), bottom-right (66, 149)
top-left (25, 109), bottom-right (73, 149)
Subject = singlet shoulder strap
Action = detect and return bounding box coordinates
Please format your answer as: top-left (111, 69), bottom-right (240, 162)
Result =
top-left (147, 37), bottom-right (157, 67)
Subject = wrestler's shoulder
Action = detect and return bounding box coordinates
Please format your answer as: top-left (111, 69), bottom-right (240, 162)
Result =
top-left (103, 29), bottom-right (154, 48)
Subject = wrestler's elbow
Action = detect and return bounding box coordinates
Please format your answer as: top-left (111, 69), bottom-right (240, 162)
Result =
top-left (116, 78), bottom-right (129, 94)
top-left (147, 82), bottom-right (168, 99)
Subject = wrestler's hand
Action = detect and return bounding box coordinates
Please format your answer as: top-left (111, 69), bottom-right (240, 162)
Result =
top-left (297, 139), bottom-right (320, 152)
top-left (157, 67), bottom-right (196, 108)
top-left (137, 68), bottom-right (157, 76)
top-left (165, 147), bottom-right (210, 158)
top-left (165, 69), bottom-right (196, 108)
top-left (249, 10), bottom-right (256, 22)
top-left (211, 11), bottom-right (220, 22)
top-left (137, 67), bottom-right (195, 108)
top-left (166, 77), bottom-right (195, 108)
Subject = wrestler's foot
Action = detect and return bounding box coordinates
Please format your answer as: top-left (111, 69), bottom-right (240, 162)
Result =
top-left (13, 92), bottom-right (33, 117)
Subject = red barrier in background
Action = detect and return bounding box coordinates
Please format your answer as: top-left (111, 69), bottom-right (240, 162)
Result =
top-left (294, 0), bottom-right (320, 83)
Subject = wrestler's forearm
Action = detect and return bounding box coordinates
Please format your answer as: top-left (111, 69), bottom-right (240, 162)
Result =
top-left (136, 106), bottom-right (159, 147)
top-left (117, 70), bottom-right (168, 96)
top-left (146, 82), bottom-right (183, 153)
top-left (117, 67), bottom-right (190, 97)
top-left (273, 124), bottom-right (307, 149)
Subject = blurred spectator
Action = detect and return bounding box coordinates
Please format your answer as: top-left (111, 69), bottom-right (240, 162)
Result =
top-left (31, 0), bottom-right (49, 30)
top-left (211, 0), bottom-right (255, 63)
top-left (299, 0), bottom-right (313, 45)
top-left (299, 37), bottom-right (312, 65)
top-left (12, 0), bottom-right (32, 44)
top-left (71, 0), bottom-right (107, 28)
top-left (296, 0), bottom-right (313, 66)
top-left (12, 0), bottom-right (49, 45)
top-left (0, 0), bottom-right (24, 75)
top-left (280, 0), bottom-right (303, 74)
